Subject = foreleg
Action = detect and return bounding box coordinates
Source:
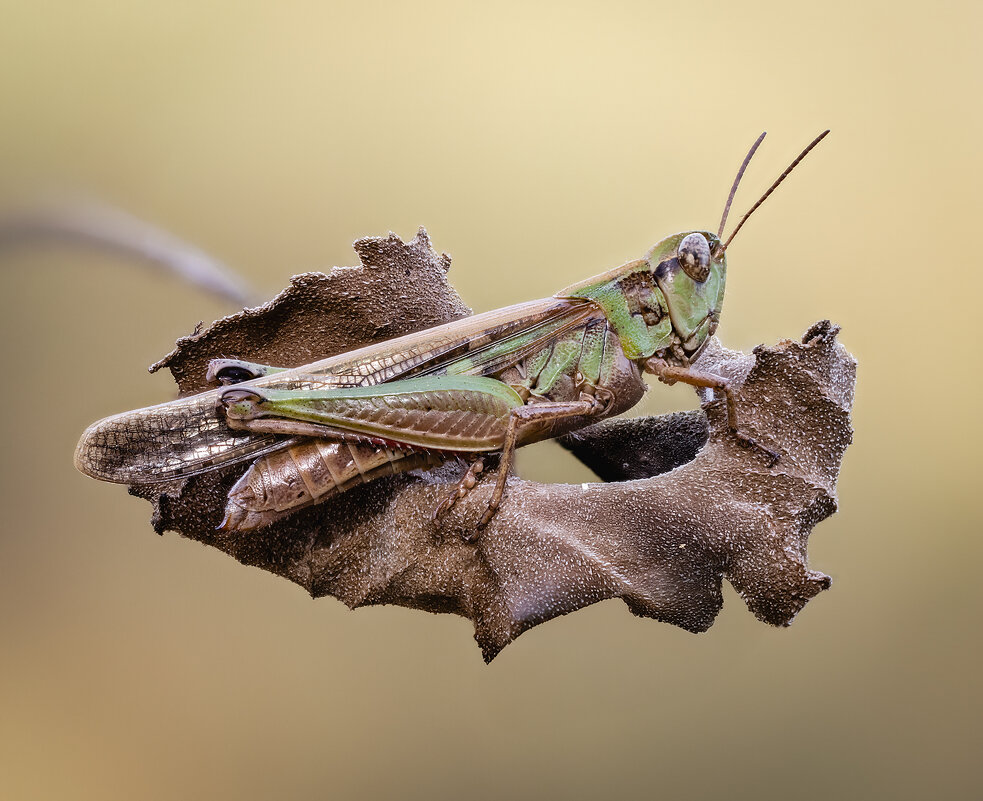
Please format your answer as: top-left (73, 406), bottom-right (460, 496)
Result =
top-left (644, 358), bottom-right (779, 464)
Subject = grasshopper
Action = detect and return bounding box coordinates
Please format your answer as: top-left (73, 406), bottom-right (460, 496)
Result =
top-left (75, 131), bottom-right (828, 533)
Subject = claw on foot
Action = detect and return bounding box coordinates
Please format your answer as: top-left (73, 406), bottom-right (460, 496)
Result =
top-left (477, 504), bottom-right (497, 529)
top-left (432, 458), bottom-right (485, 524)
top-left (736, 433), bottom-right (780, 466)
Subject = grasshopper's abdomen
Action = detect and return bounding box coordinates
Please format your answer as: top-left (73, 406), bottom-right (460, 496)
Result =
top-left (221, 441), bottom-right (443, 531)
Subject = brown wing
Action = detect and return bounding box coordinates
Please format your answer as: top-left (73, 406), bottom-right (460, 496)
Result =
top-left (75, 297), bottom-right (600, 484)
top-left (280, 297), bottom-right (597, 385)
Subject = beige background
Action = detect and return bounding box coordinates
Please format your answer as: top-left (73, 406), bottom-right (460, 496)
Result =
top-left (1, 2), bottom-right (980, 799)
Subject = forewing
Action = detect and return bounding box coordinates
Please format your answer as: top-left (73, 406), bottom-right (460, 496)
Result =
top-left (74, 390), bottom-right (300, 484)
top-left (290, 297), bottom-right (598, 384)
top-left (413, 299), bottom-right (598, 378)
top-left (75, 297), bottom-right (599, 483)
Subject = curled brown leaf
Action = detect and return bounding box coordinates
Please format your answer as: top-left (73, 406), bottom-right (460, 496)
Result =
top-left (128, 228), bottom-right (856, 662)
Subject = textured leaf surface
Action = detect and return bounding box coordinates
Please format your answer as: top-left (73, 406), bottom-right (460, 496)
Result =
top-left (129, 229), bottom-right (856, 661)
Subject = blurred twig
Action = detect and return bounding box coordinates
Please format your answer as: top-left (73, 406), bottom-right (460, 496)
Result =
top-left (0, 196), bottom-right (259, 307)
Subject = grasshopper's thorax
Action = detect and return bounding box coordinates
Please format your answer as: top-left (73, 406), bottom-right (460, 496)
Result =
top-left (556, 230), bottom-right (726, 367)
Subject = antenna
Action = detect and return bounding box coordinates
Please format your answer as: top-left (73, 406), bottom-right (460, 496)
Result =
top-left (717, 131), bottom-right (767, 239)
top-left (719, 129), bottom-right (830, 255)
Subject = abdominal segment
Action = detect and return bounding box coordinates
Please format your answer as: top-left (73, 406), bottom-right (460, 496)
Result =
top-left (220, 439), bottom-right (445, 531)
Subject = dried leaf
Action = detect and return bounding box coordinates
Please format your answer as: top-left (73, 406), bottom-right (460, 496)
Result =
top-left (127, 229), bottom-right (855, 661)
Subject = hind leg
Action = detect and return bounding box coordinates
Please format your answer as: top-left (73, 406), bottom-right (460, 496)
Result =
top-left (478, 396), bottom-right (604, 529)
top-left (431, 457), bottom-right (486, 524)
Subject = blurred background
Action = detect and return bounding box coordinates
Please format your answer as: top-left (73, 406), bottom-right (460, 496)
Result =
top-left (1, 2), bottom-right (979, 799)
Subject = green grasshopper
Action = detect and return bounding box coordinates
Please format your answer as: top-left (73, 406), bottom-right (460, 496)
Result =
top-left (75, 131), bottom-right (828, 533)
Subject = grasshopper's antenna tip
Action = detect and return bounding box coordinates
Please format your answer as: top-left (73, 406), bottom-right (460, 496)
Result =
top-left (719, 130), bottom-right (830, 254)
top-left (717, 132), bottom-right (767, 241)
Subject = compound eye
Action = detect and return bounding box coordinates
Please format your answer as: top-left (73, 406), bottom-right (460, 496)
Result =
top-left (678, 233), bottom-right (711, 282)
